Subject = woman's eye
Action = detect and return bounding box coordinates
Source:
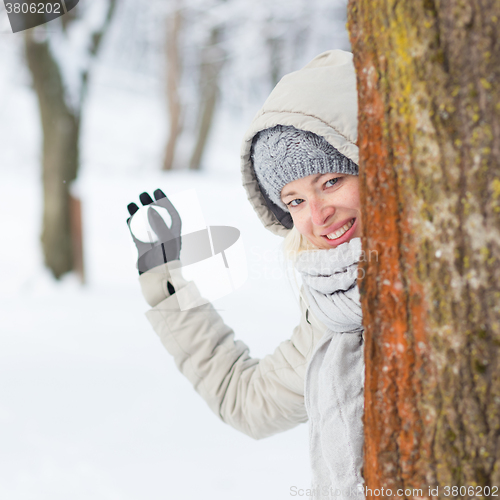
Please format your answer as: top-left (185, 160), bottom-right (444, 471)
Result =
top-left (325, 177), bottom-right (340, 188)
top-left (287, 198), bottom-right (303, 207)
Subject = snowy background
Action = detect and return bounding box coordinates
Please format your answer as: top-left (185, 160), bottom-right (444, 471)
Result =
top-left (0, 1), bottom-right (350, 499)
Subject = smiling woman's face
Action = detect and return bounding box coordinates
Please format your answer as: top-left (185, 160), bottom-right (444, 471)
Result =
top-left (281, 173), bottom-right (362, 249)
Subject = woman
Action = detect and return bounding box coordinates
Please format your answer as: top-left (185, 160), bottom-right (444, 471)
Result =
top-left (128, 49), bottom-right (365, 499)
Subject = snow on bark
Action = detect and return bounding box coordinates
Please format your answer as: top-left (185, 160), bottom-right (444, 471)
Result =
top-left (48, 0), bottom-right (112, 112)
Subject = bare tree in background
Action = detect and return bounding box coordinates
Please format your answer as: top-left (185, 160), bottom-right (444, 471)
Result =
top-left (162, 0), bottom-right (226, 171)
top-left (189, 24), bottom-right (224, 170)
top-left (99, 0), bottom-right (349, 172)
top-left (160, 0), bottom-right (345, 171)
top-left (24, 1), bottom-right (116, 279)
top-left (163, 6), bottom-right (183, 171)
top-left (348, 0), bottom-right (500, 495)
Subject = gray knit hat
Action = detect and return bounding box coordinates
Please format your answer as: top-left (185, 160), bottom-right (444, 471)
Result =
top-left (251, 125), bottom-right (358, 212)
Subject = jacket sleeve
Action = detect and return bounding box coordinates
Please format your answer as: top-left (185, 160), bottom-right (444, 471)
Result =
top-left (139, 261), bottom-right (324, 440)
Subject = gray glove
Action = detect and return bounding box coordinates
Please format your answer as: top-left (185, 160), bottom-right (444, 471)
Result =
top-left (127, 189), bottom-right (182, 276)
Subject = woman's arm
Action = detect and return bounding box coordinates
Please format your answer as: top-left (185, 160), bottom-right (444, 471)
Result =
top-left (140, 262), bottom-right (325, 440)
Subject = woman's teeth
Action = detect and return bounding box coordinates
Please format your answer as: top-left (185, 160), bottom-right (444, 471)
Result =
top-left (326, 219), bottom-right (355, 240)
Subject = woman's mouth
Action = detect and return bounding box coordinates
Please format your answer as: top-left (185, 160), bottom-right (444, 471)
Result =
top-left (325, 218), bottom-right (355, 240)
top-left (323, 217), bottom-right (356, 246)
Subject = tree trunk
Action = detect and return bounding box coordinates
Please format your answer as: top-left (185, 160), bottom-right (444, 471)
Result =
top-left (23, 1), bottom-right (115, 280)
top-left (267, 36), bottom-right (284, 87)
top-left (189, 27), bottom-right (224, 170)
top-left (163, 7), bottom-right (183, 171)
top-left (348, 0), bottom-right (500, 497)
top-left (24, 31), bottom-right (80, 279)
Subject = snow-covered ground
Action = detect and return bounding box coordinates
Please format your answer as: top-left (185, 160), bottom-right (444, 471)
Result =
top-left (0, 30), bottom-right (313, 500)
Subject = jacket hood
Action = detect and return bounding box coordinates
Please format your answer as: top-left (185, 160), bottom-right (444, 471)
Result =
top-left (240, 49), bottom-right (358, 238)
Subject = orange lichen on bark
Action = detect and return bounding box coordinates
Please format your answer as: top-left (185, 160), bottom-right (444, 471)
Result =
top-left (353, 46), bottom-right (430, 497)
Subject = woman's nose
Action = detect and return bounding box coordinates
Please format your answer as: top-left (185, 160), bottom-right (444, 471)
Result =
top-left (310, 198), bottom-right (335, 226)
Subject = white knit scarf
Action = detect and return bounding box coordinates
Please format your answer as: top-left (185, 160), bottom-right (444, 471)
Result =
top-left (295, 237), bottom-right (365, 499)
top-left (295, 238), bottom-right (363, 333)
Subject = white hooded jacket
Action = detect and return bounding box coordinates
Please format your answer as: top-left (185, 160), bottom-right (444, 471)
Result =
top-left (139, 50), bottom-right (364, 498)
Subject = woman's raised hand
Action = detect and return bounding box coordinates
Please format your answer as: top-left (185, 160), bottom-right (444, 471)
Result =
top-left (127, 189), bottom-right (182, 274)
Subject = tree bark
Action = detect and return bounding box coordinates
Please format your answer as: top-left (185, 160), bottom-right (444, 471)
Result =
top-left (348, 0), bottom-right (500, 497)
top-left (189, 27), bottom-right (224, 170)
top-left (163, 8), bottom-right (183, 171)
top-left (24, 32), bottom-right (79, 279)
top-left (24, 1), bottom-right (115, 280)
